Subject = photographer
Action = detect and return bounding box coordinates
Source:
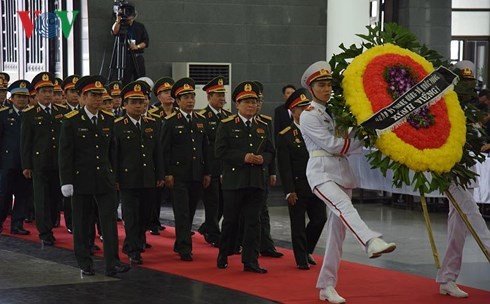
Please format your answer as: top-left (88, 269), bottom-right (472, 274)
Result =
top-left (112, 3), bottom-right (149, 85)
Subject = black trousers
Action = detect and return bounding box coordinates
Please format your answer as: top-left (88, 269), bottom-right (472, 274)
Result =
top-left (121, 187), bottom-right (155, 258)
top-left (148, 187), bottom-right (163, 230)
top-left (0, 169), bottom-right (32, 229)
top-left (199, 176), bottom-right (222, 242)
top-left (122, 53), bottom-right (145, 85)
top-left (72, 192), bottom-right (119, 271)
top-left (32, 170), bottom-right (60, 241)
top-left (219, 188), bottom-right (264, 264)
top-left (288, 195), bottom-right (327, 266)
top-left (171, 180), bottom-right (203, 255)
top-left (259, 185), bottom-right (276, 252)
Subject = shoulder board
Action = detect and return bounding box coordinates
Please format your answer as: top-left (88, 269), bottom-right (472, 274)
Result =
top-left (23, 105), bottom-right (34, 113)
top-left (148, 107), bottom-right (159, 113)
top-left (114, 116), bottom-right (124, 123)
top-left (195, 111), bottom-right (205, 119)
top-left (304, 105), bottom-right (315, 112)
top-left (55, 103), bottom-right (67, 109)
top-left (259, 114), bottom-right (272, 121)
top-left (279, 126), bottom-right (292, 135)
top-left (0, 107), bottom-right (9, 112)
top-left (222, 108), bottom-right (232, 115)
top-left (101, 109), bottom-right (114, 117)
top-left (222, 115), bottom-right (236, 123)
top-left (198, 109), bottom-right (207, 115)
top-left (144, 115), bottom-right (155, 121)
top-left (149, 112), bottom-right (161, 119)
top-left (64, 110), bottom-right (79, 119)
top-left (165, 111), bottom-right (177, 120)
top-left (256, 118), bottom-right (268, 126)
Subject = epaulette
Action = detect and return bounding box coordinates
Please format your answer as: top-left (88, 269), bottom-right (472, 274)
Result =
top-left (195, 111), bottom-right (206, 119)
top-left (23, 105), bottom-right (34, 113)
top-left (55, 103), bottom-right (67, 109)
top-left (222, 114), bottom-right (236, 123)
top-left (0, 107), bottom-right (9, 112)
top-left (144, 115), bottom-right (155, 121)
top-left (198, 109), bottom-right (207, 116)
top-left (114, 116), bottom-right (124, 123)
top-left (279, 126), bottom-right (292, 135)
top-left (101, 109), bottom-right (114, 117)
top-left (64, 110), bottom-right (79, 119)
top-left (259, 114), bottom-right (272, 121)
top-left (222, 108), bottom-right (232, 115)
top-left (165, 111), bottom-right (177, 120)
top-left (304, 105), bottom-right (315, 112)
top-left (149, 112), bottom-right (160, 119)
top-left (148, 107), bottom-right (159, 114)
top-left (256, 117), bottom-right (268, 125)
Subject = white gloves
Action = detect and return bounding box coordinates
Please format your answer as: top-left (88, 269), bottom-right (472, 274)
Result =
top-left (61, 184), bottom-right (74, 197)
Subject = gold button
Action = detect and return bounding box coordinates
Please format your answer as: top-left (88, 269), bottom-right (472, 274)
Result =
top-left (82, 135), bottom-right (86, 138)
top-left (249, 143), bottom-right (253, 147)
top-left (142, 154), bottom-right (146, 157)
top-left (96, 156), bottom-right (99, 159)
top-left (95, 134), bottom-right (98, 137)
top-left (51, 129), bottom-right (54, 132)
top-left (52, 145), bottom-right (56, 148)
top-left (141, 145), bottom-right (144, 148)
top-left (52, 137), bottom-right (55, 140)
top-left (143, 163), bottom-right (147, 167)
top-left (193, 147), bottom-right (196, 151)
top-left (232, 168), bottom-right (235, 171)
top-left (95, 145), bottom-right (99, 148)
top-left (192, 156), bottom-right (196, 160)
top-left (36, 151), bottom-right (40, 155)
top-left (96, 166), bottom-right (100, 170)
top-left (5, 150), bottom-right (8, 153)
top-left (124, 168), bottom-right (128, 172)
top-left (249, 134), bottom-right (252, 137)
top-left (192, 139), bottom-right (195, 142)
top-left (191, 130), bottom-right (193, 133)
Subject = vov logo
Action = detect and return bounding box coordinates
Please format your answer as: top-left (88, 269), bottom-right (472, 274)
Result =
top-left (18, 10), bottom-right (79, 39)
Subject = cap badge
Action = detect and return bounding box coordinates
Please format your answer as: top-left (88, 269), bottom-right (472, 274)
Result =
top-left (300, 94), bottom-right (307, 101)
top-left (73, 77), bottom-right (79, 83)
top-left (218, 78), bottom-right (224, 85)
top-left (95, 81), bottom-right (102, 88)
top-left (164, 82), bottom-right (170, 88)
top-left (320, 69), bottom-right (328, 75)
top-left (42, 74), bottom-right (49, 81)
top-left (135, 84), bottom-right (141, 92)
top-left (183, 83), bottom-right (190, 90)
top-left (114, 83), bottom-right (119, 89)
top-left (20, 82), bottom-right (26, 88)
top-left (244, 83), bottom-right (252, 92)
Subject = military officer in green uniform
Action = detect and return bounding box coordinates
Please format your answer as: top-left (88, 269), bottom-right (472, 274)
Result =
top-left (149, 77), bottom-right (176, 120)
top-left (108, 81), bottom-right (124, 117)
top-left (160, 77), bottom-right (211, 261)
top-left (62, 75), bottom-right (81, 112)
top-left (197, 76), bottom-right (232, 247)
top-left (276, 88), bottom-right (327, 270)
top-left (113, 81), bottom-right (164, 264)
top-left (216, 81), bottom-right (275, 274)
top-left (21, 72), bottom-right (65, 246)
top-left (59, 75), bottom-right (130, 277)
top-left (0, 72), bottom-right (10, 107)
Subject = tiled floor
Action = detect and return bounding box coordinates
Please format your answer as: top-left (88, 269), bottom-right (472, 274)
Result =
top-left (0, 188), bottom-right (489, 304)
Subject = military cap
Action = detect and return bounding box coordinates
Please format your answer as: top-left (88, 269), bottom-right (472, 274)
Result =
top-left (53, 77), bottom-right (63, 92)
top-left (136, 77), bottom-right (154, 90)
top-left (107, 81), bottom-right (122, 96)
top-left (28, 82), bottom-right (36, 97)
top-left (232, 81), bottom-right (260, 102)
top-left (202, 76), bottom-right (226, 94)
top-left (0, 72), bottom-right (10, 90)
top-left (102, 87), bottom-right (113, 101)
top-left (62, 75), bottom-right (80, 91)
top-left (171, 77), bottom-right (195, 98)
top-left (153, 77), bottom-right (174, 96)
top-left (301, 61), bottom-right (332, 88)
top-left (454, 60), bottom-right (476, 80)
top-left (75, 75), bottom-right (107, 94)
top-left (7, 80), bottom-right (31, 96)
top-left (121, 81), bottom-right (146, 100)
top-left (285, 88), bottom-right (310, 110)
top-left (31, 72), bottom-right (55, 90)
top-left (134, 80), bottom-right (151, 96)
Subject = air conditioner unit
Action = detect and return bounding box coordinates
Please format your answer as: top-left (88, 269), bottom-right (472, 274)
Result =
top-left (172, 62), bottom-right (232, 111)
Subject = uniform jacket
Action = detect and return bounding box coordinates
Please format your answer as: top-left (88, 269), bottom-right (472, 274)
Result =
top-left (59, 108), bottom-right (115, 194)
top-left (257, 113), bottom-right (276, 176)
top-left (276, 123), bottom-right (315, 198)
top-left (299, 101), bottom-right (362, 189)
top-left (0, 106), bottom-right (23, 170)
top-left (21, 103), bottom-right (65, 171)
top-left (112, 114), bottom-right (164, 189)
top-left (160, 110), bottom-right (210, 182)
top-left (215, 115), bottom-right (275, 190)
top-left (199, 106), bottom-right (232, 177)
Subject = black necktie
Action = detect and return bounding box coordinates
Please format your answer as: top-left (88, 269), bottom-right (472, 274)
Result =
top-left (216, 112), bottom-right (223, 120)
top-left (186, 114), bottom-right (192, 124)
top-left (45, 107), bottom-right (51, 115)
top-left (245, 120), bottom-right (251, 130)
top-left (135, 121), bottom-right (140, 130)
top-left (92, 116), bottom-right (97, 125)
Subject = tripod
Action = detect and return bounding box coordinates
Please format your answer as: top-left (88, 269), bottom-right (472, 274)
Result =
top-left (107, 22), bottom-right (140, 83)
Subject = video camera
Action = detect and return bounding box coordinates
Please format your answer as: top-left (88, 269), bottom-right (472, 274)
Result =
top-left (113, 0), bottom-right (135, 21)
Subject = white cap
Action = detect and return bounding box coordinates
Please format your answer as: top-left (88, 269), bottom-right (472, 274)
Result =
top-left (301, 61), bottom-right (332, 88)
top-left (453, 60), bottom-right (476, 79)
top-left (136, 76), bottom-right (154, 89)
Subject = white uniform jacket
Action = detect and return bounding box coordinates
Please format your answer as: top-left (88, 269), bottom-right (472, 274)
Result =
top-left (300, 101), bottom-right (362, 189)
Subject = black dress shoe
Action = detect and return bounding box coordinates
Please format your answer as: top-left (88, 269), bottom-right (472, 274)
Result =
top-left (244, 263), bottom-right (267, 274)
top-left (217, 254), bottom-right (228, 269)
top-left (81, 267), bottom-right (95, 276)
top-left (150, 229), bottom-right (160, 235)
top-left (297, 264), bottom-right (310, 270)
top-left (130, 256), bottom-right (143, 265)
top-left (261, 250), bottom-right (284, 258)
top-left (145, 243), bottom-right (152, 249)
top-left (158, 225), bottom-right (166, 231)
top-left (180, 253), bottom-right (193, 261)
top-left (49, 235), bottom-right (56, 242)
top-left (105, 263), bottom-right (131, 277)
top-left (67, 228), bottom-right (73, 234)
top-left (11, 228), bottom-right (30, 235)
top-left (42, 239), bottom-right (54, 246)
top-left (307, 254), bottom-right (317, 265)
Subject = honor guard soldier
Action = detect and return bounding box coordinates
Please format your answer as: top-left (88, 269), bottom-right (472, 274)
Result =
top-left (0, 72), bottom-right (10, 107)
top-left (160, 77), bottom-right (211, 261)
top-left (62, 75), bottom-right (81, 111)
top-left (0, 80), bottom-right (32, 235)
top-left (108, 81), bottom-right (124, 117)
top-left (150, 77), bottom-right (176, 120)
top-left (216, 81), bottom-right (275, 274)
top-left (59, 75), bottom-right (130, 277)
top-left (113, 82), bottom-right (164, 264)
top-left (20, 72), bottom-right (65, 246)
top-left (299, 61), bottom-right (396, 303)
top-left (197, 75), bottom-right (232, 247)
top-left (276, 89), bottom-right (327, 270)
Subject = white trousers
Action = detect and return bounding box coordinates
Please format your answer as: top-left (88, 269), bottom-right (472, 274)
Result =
top-left (436, 183), bottom-right (490, 284)
top-left (314, 181), bottom-right (381, 288)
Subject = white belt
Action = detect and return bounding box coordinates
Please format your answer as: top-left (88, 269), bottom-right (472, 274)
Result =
top-left (309, 150), bottom-right (342, 158)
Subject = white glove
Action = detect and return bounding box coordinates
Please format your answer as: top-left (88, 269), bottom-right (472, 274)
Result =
top-left (61, 184), bottom-right (74, 197)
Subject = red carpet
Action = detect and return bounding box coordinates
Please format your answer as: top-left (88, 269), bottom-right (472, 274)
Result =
top-left (4, 216), bottom-right (489, 304)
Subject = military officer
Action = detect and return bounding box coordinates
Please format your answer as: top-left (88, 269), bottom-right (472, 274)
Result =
top-left (0, 72), bottom-right (10, 107)
top-left (276, 88), bottom-right (327, 270)
top-left (62, 75), bottom-right (81, 112)
top-left (0, 80), bottom-right (32, 235)
top-left (20, 72), bottom-right (65, 246)
top-left (113, 81), bottom-right (164, 265)
top-left (101, 88), bottom-right (115, 113)
top-left (59, 75), bottom-right (130, 277)
top-left (53, 77), bottom-right (64, 105)
top-left (160, 77), bottom-right (211, 261)
top-left (149, 77), bottom-right (176, 120)
top-left (216, 81), bottom-right (275, 274)
top-left (197, 75), bottom-right (232, 247)
top-left (108, 81), bottom-right (124, 117)
top-left (300, 61), bottom-right (396, 303)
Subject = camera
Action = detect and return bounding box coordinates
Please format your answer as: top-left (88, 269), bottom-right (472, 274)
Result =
top-left (113, 0), bottom-right (135, 20)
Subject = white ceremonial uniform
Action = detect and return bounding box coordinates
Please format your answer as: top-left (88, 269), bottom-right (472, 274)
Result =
top-left (436, 182), bottom-right (490, 284)
top-left (300, 101), bottom-right (382, 289)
